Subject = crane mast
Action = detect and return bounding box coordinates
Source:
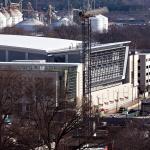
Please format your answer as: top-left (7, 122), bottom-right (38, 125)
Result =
top-left (79, 7), bottom-right (108, 136)
top-left (79, 10), bottom-right (92, 136)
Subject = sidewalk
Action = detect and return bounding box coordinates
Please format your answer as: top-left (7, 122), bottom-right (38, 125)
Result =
top-left (106, 99), bottom-right (141, 114)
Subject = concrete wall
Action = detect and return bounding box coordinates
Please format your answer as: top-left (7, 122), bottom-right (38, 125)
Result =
top-left (91, 83), bottom-right (138, 111)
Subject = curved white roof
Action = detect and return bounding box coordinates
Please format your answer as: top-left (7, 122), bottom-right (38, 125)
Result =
top-left (0, 34), bottom-right (81, 53)
top-left (16, 18), bottom-right (44, 31)
top-left (16, 18), bottom-right (44, 26)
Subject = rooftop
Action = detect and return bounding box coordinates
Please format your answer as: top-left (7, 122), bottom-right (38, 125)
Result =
top-left (0, 34), bottom-right (130, 54)
top-left (0, 34), bottom-right (81, 52)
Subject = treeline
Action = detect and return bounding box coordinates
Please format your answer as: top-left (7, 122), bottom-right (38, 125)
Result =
top-left (94, 25), bottom-right (150, 49)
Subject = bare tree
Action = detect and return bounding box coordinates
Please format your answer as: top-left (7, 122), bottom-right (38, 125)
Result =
top-left (0, 70), bottom-right (24, 149)
top-left (21, 72), bottom-right (81, 150)
top-left (111, 120), bottom-right (150, 150)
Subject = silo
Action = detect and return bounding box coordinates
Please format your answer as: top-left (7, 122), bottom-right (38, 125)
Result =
top-left (15, 9), bottom-right (23, 23)
top-left (2, 10), bottom-right (12, 27)
top-left (90, 14), bottom-right (108, 33)
top-left (0, 12), bottom-right (7, 29)
top-left (10, 8), bottom-right (23, 25)
top-left (10, 9), bottom-right (19, 25)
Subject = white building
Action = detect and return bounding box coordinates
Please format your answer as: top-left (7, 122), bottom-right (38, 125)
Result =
top-left (133, 50), bottom-right (150, 97)
top-left (0, 34), bottom-right (138, 112)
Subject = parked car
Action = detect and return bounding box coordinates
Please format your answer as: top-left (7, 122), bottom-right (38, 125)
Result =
top-left (118, 107), bottom-right (128, 114)
top-left (128, 109), bottom-right (140, 117)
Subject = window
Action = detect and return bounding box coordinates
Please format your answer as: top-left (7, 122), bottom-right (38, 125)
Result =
top-left (138, 59), bottom-right (140, 63)
top-left (28, 53), bottom-right (46, 60)
top-left (138, 66), bottom-right (140, 70)
top-left (54, 55), bottom-right (65, 62)
top-left (0, 50), bottom-right (6, 61)
top-left (8, 51), bottom-right (25, 61)
top-left (146, 73), bottom-right (149, 75)
top-left (138, 80), bottom-right (140, 84)
top-left (146, 66), bottom-right (149, 69)
top-left (146, 80), bottom-right (149, 83)
top-left (138, 73), bottom-right (140, 77)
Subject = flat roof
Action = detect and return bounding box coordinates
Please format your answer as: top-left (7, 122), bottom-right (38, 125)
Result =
top-left (0, 34), bottom-right (81, 52)
top-left (48, 41), bottom-right (131, 54)
top-left (0, 34), bottom-right (130, 54)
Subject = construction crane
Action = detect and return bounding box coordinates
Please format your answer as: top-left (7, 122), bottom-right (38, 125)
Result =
top-left (79, 7), bottom-right (108, 18)
top-left (47, 4), bottom-right (53, 25)
top-left (79, 7), bottom-right (108, 136)
top-left (26, 2), bottom-right (34, 17)
top-left (79, 9), bottom-right (92, 137)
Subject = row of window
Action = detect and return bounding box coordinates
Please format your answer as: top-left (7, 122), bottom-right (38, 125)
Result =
top-left (138, 72), bottom-right (150, 77)
top-left (146, 66), bottom-right (150, 69)
top-left (138, 66), bottom-right (150, 70)
top-left (146, 79), bottom-right (150, 83)
top-left (138, 58), bottom-right (150, 63)
top-left (138, 80), bottom-right (150, 84)
top-left (146, 58), bottom-right (150, 62)
top-left (0, 50), bottom-right (46, 62)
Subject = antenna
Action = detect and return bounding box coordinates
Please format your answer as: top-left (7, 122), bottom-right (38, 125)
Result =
top-left (47, 4), bottom-right (52, 25)
top-left (18, 0), bottom-right (23, 12)
top-left (27, 2), bottom-right (34, 18)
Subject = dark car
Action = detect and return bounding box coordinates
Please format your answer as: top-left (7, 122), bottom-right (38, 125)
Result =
top-left (128, 109), bottom-right (139, 117)
top-left (118, 107), bottom-right (128, 114)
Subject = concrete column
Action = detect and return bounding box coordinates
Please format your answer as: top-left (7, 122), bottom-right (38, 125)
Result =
top-left (5, 50), bottom-right (8, 62)
top-left (65, 54), bottom-right (68, 63)
top-left (25, 52), bottom-right (28, 60)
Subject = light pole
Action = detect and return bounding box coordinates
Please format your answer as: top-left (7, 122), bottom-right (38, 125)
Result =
top-left (115, 91), bottom-right (119, 112)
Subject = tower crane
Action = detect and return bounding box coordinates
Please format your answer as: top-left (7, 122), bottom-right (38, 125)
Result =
top-left (79, 7), bottom-right (108, 135)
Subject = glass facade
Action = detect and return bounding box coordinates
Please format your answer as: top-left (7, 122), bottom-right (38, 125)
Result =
top-left (54, 55), bottom-right (65, 62)
top-left (68, 54), bottom-right (80, 63)
top-left (8, 51), bottom-right (25, 61)
top-left (0, 50), bottom-right (6, 62)
top-left (90, 47), bottom-right (127, 88)
top-left (28, 53), bottom-right (46, 60)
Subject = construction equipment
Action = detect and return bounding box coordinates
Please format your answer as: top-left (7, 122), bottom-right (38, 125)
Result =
top-left (79, 7), bottom-right (108, 136)
top-left (79, 7), bottom-right (108, 18)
